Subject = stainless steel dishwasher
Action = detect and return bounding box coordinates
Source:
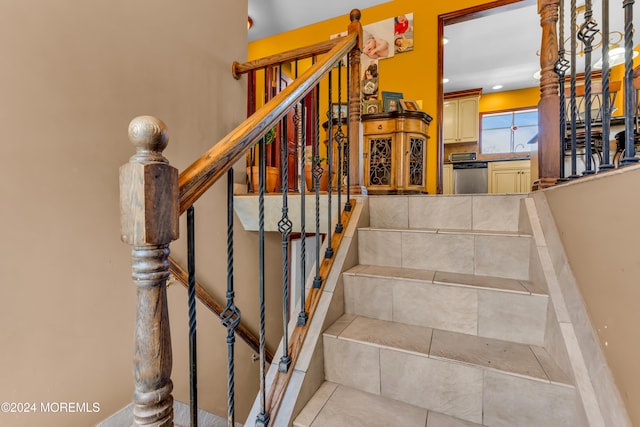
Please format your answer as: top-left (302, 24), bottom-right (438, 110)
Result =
top-left (453, 161), bottom-right (488, 194)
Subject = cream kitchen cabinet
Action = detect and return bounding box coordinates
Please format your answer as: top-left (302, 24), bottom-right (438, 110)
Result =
top-left (442, 164), bottom-right (453, 194)
top-left (362, 111), bottom-right (432, 193)
top-left (443, 91), bottom-right (480, 144)
top-left (488, 160), bottom-right (531, 193)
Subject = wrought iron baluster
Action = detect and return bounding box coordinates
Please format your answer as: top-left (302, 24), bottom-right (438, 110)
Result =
top-left (222, 168), bottom-right (240, 427)
top-left (569, 0), bottom-right (579, 178)
top-left (599, 0), bottom-right (614, 170)
top-left (621, 0), bottom-right (638, 165)
top-left (344, 59), bottom-right (352, 212)
top-left (325, 71), bottom-right (334, 259)
top-left (293, 61), bottom-right (300, 193)
top-left (297, 102), bottom-right (308, 326)
top-left (556, 0), bottom-right (570, 180)
top-left (313, 79), bottom-right (323, 289)
top-left (277, 65), bottom-right (284, 193)
top-left (278, 116), bottom-right (293, 373)
top-left (577, 0), bottom-right (598, 175)
top-left (187, 206), bottom-right (198, 427)
top-left (255, 134), bottom-right (270, 427)
top-left (335, 60), bottom-right (345, 234)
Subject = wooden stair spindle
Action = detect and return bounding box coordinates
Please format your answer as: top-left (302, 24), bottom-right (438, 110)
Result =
top-left (534, 0), bottom-right (562, 190)
top-left (120, 116), bottom-right (179, 427)
top-left (348, 8), bottom-right (363, 197)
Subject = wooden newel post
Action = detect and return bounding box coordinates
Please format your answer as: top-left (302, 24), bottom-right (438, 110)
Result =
top-left (348, 9), bottom-right (363, 193)
top-left (120, 116), bottom-right (179, 427)
top-left (534, 0), bottom-right (561, 190)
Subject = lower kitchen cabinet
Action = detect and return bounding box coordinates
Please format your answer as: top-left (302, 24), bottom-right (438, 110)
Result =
top-left (488, 160), bottom-right (531, 193)
top-left (443, 164), bottom-right (453, 194)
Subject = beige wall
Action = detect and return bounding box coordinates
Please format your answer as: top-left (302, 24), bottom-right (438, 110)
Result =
top-left (0, 1), bottom-right (284, 425)
top-left (544, 167), bottom-right (640, 425)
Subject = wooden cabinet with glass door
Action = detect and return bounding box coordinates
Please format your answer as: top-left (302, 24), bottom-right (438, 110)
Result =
top-left (362, 111), bottom-right (432, 194)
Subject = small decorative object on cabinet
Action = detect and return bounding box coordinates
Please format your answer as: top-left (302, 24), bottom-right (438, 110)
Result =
top-left (382, 91), bottom-right (404, 112)
top-left (362, 110), bottom-right (432, 194)
top-left (443, 89), bottom-right (481, 144)
top-left (363, 99), bottom-right (382, 115)
top-left (488, 160), bottom-right (531, 193)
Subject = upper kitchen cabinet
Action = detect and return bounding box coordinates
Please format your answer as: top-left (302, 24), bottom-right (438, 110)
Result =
top-left (443, 89), bottom-right (481, 144)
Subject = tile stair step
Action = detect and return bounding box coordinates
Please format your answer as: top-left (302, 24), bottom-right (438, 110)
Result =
top-left (322, 314), bottom-right (576, 425)
top-left (357, 227), bottom-right (531, 280)
top-left (344, 265), bottom-right (548, 346)
top-left (368, 194), bottom-right (527, 233)
top-left (294, 381), bottom-right (484, 427)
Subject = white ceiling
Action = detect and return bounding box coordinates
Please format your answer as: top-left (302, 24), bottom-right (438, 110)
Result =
top-left (249, 0), bottom-right (639, 95)
top-left (248, 0), bottom-right (391, 42)
top-left (444, 4), bottom-right (541, 93)
top-left (445, 2), bottom-right (640, 94)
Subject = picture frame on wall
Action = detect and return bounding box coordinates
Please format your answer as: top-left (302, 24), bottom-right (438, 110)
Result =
top-left (382, 91), bottom-right (403, 112)
top-left (331, 103), bottom-right (349, 119)
top-left (399, 99), bottom-right (420, 112)
top-left (363, 99), bottom-right (382, 115)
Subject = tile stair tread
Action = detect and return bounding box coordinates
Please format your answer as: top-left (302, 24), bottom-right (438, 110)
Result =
top-left (325, 314), bottom-right (572, 386)
top-left (359, 226), bottom-right (532, 237)
top-left (294, 381), bottom-right (484, 427)
top-left (345, 264), bottom-right (547, 296)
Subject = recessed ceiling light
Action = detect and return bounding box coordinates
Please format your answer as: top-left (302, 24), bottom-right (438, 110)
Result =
top-left (533, 70), bottom-right (541, 79)
top-left (443, 78), bottom-right (450, 84)
top-left (594, 47), bottom-right (639, 69)
top-left (443, 38), bottom-right (449, 45)
top-left (492, 84), bottom-right (503, 90)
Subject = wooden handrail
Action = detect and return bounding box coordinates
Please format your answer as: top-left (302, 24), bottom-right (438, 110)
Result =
top-left (177, 31), bottom-right (358, 214)
top-left (231, 38), bottom-right (343, 79)
top-left (168, 257), bottom-right (274, 363)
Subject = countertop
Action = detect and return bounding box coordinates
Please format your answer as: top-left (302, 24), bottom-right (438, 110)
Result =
top-left (444, 155), bottom-right (531, 165)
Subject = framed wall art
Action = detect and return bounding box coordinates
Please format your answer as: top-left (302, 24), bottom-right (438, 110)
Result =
top-left (382, 91), bottom-right (403, 112)
top-left (399, 99), bottom-right (420, 112)
top-left (363, 99), bottom-right (382, 115)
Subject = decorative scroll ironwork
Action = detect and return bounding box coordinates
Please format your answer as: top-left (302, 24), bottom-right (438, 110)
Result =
top-left (368, 137), bottom-right (392, 186)
top-left (408, 137), bottom-right (425, 186)
top-left (313, 76), bottom-right (322, 289)
top-left (335, 61), bottom-right (345, 234)
top-left (325, 71), bottom-right (334, 260)
top-left (295, 102), bottom-right (308, 327)
top-left (577, 0), bottom-right (599, 175)
top-left (278, 116), bottom-right (293, 374)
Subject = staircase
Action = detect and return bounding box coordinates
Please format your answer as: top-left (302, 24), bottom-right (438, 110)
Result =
top-left (293, 194), bottom-right (579, 427)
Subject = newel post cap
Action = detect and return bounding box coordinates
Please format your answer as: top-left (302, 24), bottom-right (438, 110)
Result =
top-left (120, 116), bottom-right (179, 246)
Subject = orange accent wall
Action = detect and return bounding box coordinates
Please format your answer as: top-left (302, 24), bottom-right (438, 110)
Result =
top-left (480, 86), bottom-right (540, 113)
